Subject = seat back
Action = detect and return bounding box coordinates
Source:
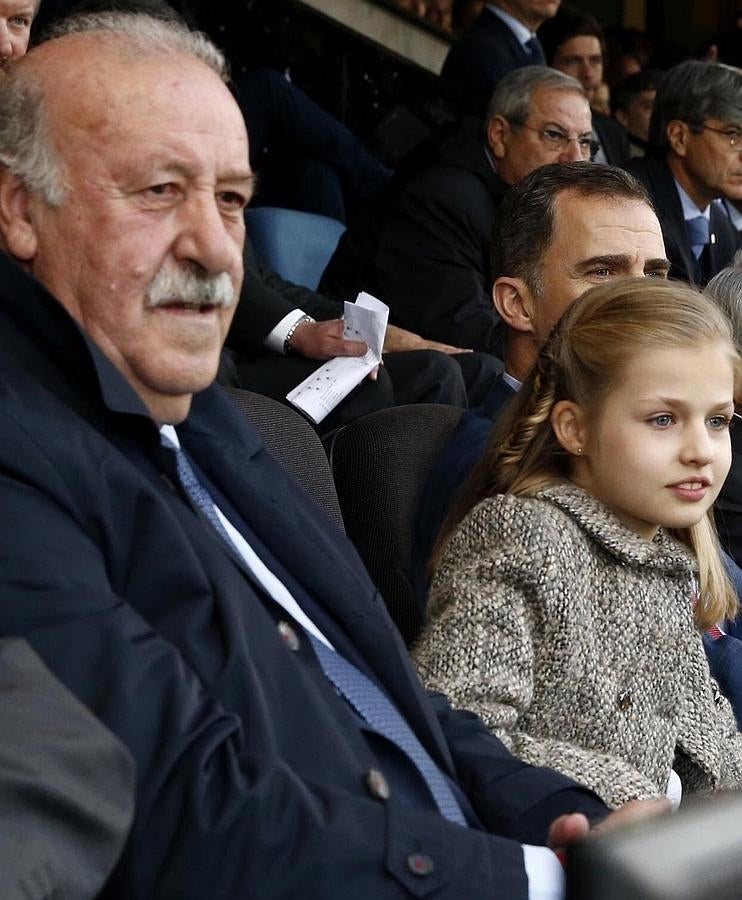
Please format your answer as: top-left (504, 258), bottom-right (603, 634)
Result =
top-left (225, 387), bottom-right (344, 533)
top-left (328, 404), bottom-right (464, 645)
top-left (245, 206), bottom-right (346, 290)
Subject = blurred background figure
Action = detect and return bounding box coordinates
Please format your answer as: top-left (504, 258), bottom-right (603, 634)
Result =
top-left (611, 69), bottom-right (663, 157)
top-left (538, 4), bottom-right (630, 165)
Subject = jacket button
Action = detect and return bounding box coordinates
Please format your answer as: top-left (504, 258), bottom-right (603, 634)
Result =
top-left (277, 621), bottom-right (300, 652)
top-left (365, 768), bottom-right (391, 801)
top-left (407, 853), bottom-right (435, 876)
top-left (617, 690), bottom-right (632, 710)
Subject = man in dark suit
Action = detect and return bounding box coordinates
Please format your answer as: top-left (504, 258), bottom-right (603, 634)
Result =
top-left (413, 162), bottom-right (669, 599)
top-left (628, 61), bottom-right (742, 287)
top-left (441, 0), bottom-right (561, 117)
top-left (0, 12), bottom-right (665, 900)
top-left (321, 66), bottom-right (592, 357)
top-left (537, 4), bottom-right (630, 166)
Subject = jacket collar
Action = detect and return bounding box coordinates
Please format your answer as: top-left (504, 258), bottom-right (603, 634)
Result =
top-left (538, 482), bottom-right (695, 572)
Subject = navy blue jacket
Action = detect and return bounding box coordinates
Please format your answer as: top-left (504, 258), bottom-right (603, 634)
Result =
top-left (0, 254), bottom-right (606, 899)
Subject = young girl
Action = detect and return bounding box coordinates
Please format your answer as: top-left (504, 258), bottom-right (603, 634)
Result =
top-left (413, 278), bottom-right (742, 809)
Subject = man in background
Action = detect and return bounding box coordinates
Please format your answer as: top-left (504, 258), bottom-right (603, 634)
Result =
top-left (628, 60), bottom-right (742, 286)
top-left (321, 66), bottom-right (592, 357)
top-left (441, 0), bottom-right (561, 117)
top-left (538, 4), bottom-right (630, 165)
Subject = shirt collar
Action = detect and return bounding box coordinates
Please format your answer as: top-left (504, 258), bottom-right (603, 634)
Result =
top-left (487, 4), bottom-right (535, 47)
top-left (502, 371), bottom-right (522, 392)
top-left (483, 140), bottom-right (499, 174)
top-left (674, 177), bottom-right (710, 221)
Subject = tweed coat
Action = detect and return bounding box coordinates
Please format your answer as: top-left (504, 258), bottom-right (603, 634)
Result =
top-left (413, 483), bottom-right (742, 809)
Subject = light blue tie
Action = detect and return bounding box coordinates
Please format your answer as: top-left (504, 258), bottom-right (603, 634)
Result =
top-left (306, 633), bottom-right (467, 825)
top-left (686, 215), bottom-right (710, 257)
top-left (161, 435), bottom-right (234, 546)
top-left (161, 433), bottom-right (468, 826)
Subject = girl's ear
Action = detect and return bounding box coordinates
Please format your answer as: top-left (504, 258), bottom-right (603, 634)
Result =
top-left (551, 400), bottom-right (588, 456)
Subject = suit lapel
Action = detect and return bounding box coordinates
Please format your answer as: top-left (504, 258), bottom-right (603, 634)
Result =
top-left (651, 161), bottom-right (696, 282)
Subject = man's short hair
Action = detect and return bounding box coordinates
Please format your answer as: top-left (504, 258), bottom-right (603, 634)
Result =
top-left (537, 4), bottom-right (604, 64)
top-left (486, 65), bottom-right (585, 125)
top-left (610, 68), bottom-right (664, 115)
top-left (0, 12), bottom-right (226, 206)
top-left (491, 162), bottom-right (653, 295)
top-left (648, 60), bottom-right (742, 154)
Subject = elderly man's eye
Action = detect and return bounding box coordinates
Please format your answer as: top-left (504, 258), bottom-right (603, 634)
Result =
top-left (543, 129), bottom-right (566, 142)
top-left (218, 191), bottom-right (248, 211)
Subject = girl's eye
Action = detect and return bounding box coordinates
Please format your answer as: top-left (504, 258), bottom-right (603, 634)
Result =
top-left (708, 415), bottom-right (732, 431)
top-left (650, 414), bottom-right (673, 428)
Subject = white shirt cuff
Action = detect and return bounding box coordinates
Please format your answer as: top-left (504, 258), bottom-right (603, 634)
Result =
top-left (264, 309), bottom-right (307, 354)
top-left (522, 845), bottom-right (565, 900)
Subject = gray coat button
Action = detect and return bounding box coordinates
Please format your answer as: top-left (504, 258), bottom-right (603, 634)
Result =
top-left (617, 690), bottom-right (632, 710)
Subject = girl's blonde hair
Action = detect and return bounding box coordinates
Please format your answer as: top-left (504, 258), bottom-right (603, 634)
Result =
top-left (435, 278), bottom-right (741, 629)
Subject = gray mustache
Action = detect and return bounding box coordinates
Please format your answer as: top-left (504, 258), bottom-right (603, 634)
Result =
top-left (146, 267), bottom-right (236, 309)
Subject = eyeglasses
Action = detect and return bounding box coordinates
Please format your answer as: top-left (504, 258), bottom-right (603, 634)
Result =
top-left (512, 122), bottom-right (600, 159)
top-left (691, 123), bottom-right (742, 147)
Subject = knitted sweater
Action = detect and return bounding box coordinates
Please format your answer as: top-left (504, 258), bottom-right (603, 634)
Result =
top-left (413, 483), bottom-right (742, 809)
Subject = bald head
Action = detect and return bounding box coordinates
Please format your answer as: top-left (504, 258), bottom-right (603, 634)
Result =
top-left (0, 14), bottom-right (253, 424)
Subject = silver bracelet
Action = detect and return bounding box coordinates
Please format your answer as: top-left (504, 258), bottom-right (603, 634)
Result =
top-left (283, 315), bottom-right (315, 354)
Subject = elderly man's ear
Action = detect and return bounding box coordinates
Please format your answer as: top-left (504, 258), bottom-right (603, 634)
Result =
top-left (486, 115), bottom-right (510, 160)
top-left (493, 277), bottom-right (536, 334)
top-left (0, 169), bottom-right (38, 261)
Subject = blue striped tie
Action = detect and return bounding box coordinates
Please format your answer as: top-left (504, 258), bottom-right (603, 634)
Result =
top-left (306, 633), bottom-right (468, 825)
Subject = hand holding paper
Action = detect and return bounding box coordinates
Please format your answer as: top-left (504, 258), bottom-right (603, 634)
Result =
top-left (286, 292), bottom-right (389, 425)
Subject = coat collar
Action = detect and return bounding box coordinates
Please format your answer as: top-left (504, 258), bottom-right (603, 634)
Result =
top-left (538, 482), bottom-right (696, 572)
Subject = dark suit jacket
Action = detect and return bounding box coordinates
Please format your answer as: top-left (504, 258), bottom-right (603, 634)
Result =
top-left (0, 639), bottom-right (134, 900)
top-left (592, 112), bottom-right (630, 167)
top-left (226, 239), bottom-right (340, 360)
top-left (0, 253), bottom-right (605, 899)
top-left (716, 422), bottom-right (742, 569)
top-left (627, 155), bottom-right (739, 286)
top-left (412, 374), bottom-right (517, 601)
top-left (368, 118), bottom-right (509, 355)
top-left (442, 7), bottom-right (545, 118)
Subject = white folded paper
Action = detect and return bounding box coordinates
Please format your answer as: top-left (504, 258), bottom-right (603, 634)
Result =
top-left (286, 292), bottom-right (389, 425)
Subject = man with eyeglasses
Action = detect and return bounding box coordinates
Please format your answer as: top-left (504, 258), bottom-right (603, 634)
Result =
top-left (320, 66), bottom-right (592, 357)
top-left (627, 60), bottom-right (742, 287)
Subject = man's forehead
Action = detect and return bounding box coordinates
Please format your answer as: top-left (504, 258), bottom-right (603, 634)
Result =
top-left (529, 86), bottom-right (590, 119)
top-left (551, 191), bottom-right (664, 254)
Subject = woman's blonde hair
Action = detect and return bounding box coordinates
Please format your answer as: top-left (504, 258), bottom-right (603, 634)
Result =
top-left (435, 278), bottom-right (741, 629)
